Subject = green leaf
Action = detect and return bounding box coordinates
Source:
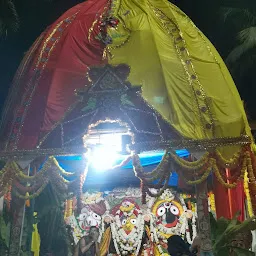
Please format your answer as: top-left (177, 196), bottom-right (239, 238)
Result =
top-left (209, 213), bottom-right (218, 244)
top-left (216, 247), bottom-right (230, 256)
top-left (225, 211), bottom-right (240, 232)
top-left (226, 215), bottom-right (256, 238)
top-left (231, 247), bottom-right (255, 256)
top-left (213, 216), bottom-right (229, 247)
top-left (213, 212), bottom-right (256, 254)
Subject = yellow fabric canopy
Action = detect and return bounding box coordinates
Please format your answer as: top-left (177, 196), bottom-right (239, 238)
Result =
top-left (107, 0), bottom-right (251, 147)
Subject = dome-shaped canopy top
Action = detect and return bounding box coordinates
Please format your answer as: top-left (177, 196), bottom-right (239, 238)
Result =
top-left (0, 0), bottom-right (251, 156)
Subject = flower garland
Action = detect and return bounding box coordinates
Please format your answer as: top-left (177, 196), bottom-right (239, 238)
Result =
top-left (0, 156), bottom-right (78, 183)
top-left (148, 195), bottom-right (197, 256)
top-left (244, 171), bottom-right (254, 217)
top-left (212, 160), bottom-right (237, 189)
top-left (133, 146), bottom-right (256, 202)
top-left (0, 156), bottom-right (86, 202)
top-left (64, 199), bottom-right (74, 219)
top-left (110, 211), bottom-right (145, 255)
top-left (214, 149), bottom-right (242, 168)
top-left (169, 151), bottom-right (209, 170)
top-left (132, 153), bottom-right (171, 201)
top-left (132, 153), bottom-right (170, 183)
top-left (246, 150), bottom-right (256, 213)
top-left (12, 181), bottom-right (49, 200)
top-left (149, 214), bottom-right (167, 256)
top-left (179, 196), bottom-right (197, 244)
top-left (208, 192), bottom-right (216, 213)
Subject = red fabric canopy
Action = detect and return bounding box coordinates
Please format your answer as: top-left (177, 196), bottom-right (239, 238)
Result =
top-left (2, 0), bottom-right (108, 150)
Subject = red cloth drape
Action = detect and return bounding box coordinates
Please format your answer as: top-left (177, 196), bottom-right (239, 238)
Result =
top-left (213, 174), bottom-right (245, 221)
top-left (3, 0), bottom-right (108, 150)
top-left (213, 174), bottom-right (231, 219)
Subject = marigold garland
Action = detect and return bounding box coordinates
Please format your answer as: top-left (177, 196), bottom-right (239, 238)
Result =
top-left (0, 156), bottom-right (87, 202)
top-left (132, 146), bottom-right (256, 202)
top-left (2, 145), bottom-right (256, 208)
top-left (169, 151), bottom-right (209, 170)
top-left (244, 170), bottom-right (254, 217)
top-left (12, 182), bottom-right (48, 200)
top-left (214, 149), bottom-right (242, 168)
top-left (181, 164), bottom-right (212, 185)
top-left (51, 156), bottom-right (76, 177)
top-left (208, 192), bottom-right (216, 213)
top-left (64, 199), bottom-right (73, 219)
top-left (212, 161), bottom-right (237, 189)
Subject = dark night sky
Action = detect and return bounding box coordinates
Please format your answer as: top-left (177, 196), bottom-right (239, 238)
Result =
top-left (0, 0), bottom-right (255, 120)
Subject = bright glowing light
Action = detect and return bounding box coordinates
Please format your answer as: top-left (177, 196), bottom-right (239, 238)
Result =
top-left (90, 146), bottom-right (119, 171)
top-left (86, 132), bottom-right (125, 171)
top-left (86, 132), bottom-right (123, 151)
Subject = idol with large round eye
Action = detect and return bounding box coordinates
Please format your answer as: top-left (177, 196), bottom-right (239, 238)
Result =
top-left (122, 219), bottom-right (127, 225)
top-left (130, 218), bottom-right (137, 225)
top-left (157, 206), bottom-right (166, 217)
top-left (92, 213), bottom-right (101, 221)
top-left (170, 205), bottom-right (180, 216)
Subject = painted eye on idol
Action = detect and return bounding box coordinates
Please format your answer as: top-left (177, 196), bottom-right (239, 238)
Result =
top-left (157, 206), bottom-right (166, 217)
top-left (130, 219), bottom-right (136, 225)
top-left (170, 205), bottom-right (179, 215)
top-left (122, 219), bottom-right (127, 225)
top-left (92, 213), bottom-right (101, 221)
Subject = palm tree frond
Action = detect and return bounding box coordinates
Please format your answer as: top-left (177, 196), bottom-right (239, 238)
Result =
top-left (220, 7), bottom-right (256, 26)
top-left (238, 26), bottom-right (256, 43)
top-left (226, 26), bottom-right (256, 64)
top-left (226, 44), bottom-right (248, 64)
top-left (226, 47), bottom-right (256, 79)
top-left (0, 0), bottom-right (19, 36)
top-left (243, 9), bottom-right (256, 25)
top-left (220, 7), bottom-right (242, 23)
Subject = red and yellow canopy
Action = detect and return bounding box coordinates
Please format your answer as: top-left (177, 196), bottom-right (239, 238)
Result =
top-left (1, 0), bottom-right (251, 156)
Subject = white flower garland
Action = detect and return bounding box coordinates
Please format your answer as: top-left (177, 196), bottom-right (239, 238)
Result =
top-left (149, 195), bottom-right (198, 256)
top-left (179, 195), bottom-right (197, 244)
top-left (110, 212), bottom-right (145, 255)
top-left (149, 214), bottom-right (166, 255)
